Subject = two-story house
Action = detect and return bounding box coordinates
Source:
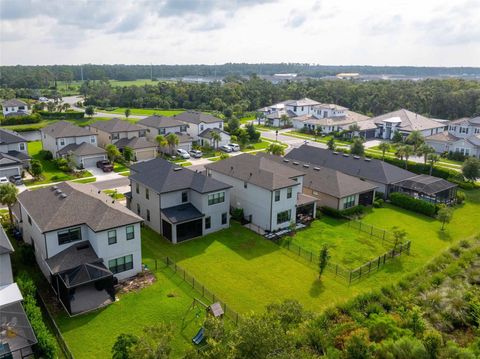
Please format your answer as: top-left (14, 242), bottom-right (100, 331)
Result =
top-left (0, 227), bottom-right (37, 357)
top-left (13, 182), bottom-right (143, 314)
top-left (128, 158), bottom-right (231, 243)
top-left (1, 99), bottom-right (29, 117)
top-left (41, 121), bottom-right (106, 168)
top-left (89, 118), bottom-right (158, 161)
top-left (174, 111), bottom-right (231, 147)
top-left (425, 116), bottom-right (480, 157)
top-left (0, 129), bottom-right (30, 178)
top-left (138, 115), bottom-right (194, 152)
top-left (205, 154), bottom-right (316, 232)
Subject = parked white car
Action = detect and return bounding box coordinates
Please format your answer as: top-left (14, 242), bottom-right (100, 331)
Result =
top-left (227, 143), bottom-right (240, 152)
top-left (176, 148), bottom-right (191, 159)
top-left (0, 177), bottom-right (9, 184)
top-left (220, 145), bottom-right (233, 153)
top-left (189, 149), bottom-right (203, 158)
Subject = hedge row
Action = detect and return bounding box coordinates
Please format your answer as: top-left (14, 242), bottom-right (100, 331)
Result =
top-left (389, 192), bottom-right (437, 216)
top-left (16, 272), bottom-right (57, 359)
top-left (320, 205), bottom-right (366, 218)
top-left (38, 110), bottom-right (84, 119)
top-left (1, 113), bottom-right (41, 125)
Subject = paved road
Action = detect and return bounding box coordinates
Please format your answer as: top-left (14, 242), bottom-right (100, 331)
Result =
top-left (62, 95), bottom-right (147, 119)
top-left (92, 177), bottom-right (129, 190)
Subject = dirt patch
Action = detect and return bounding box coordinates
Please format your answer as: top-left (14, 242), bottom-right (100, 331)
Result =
top-left (117, 271), bottom-right (156, 294)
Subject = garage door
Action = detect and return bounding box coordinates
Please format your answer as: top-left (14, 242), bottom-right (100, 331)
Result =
top-left (82, 155), bottom-right (106, 168)
top-left (176, 219), bottom-right (203, 243)
top-left (0, 166), bottom-right (21, 178)
top-left (135, 149), bottom-right (156, 162)
top-left (177, 142), bottom-right (192, 152)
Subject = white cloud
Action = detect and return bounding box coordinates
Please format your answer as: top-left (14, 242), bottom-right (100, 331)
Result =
top-left (0, 0), bottom-right (479, 66)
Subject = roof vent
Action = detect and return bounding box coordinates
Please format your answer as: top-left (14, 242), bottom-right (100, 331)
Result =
top-left (173, 167), bottom-right (182, 171)
top-left (60, 193), bottom-right (67, 199)
top-left (292, 161), bottom-right (299, 165)
top-left (332, 151), bottom-right (339, 155)
top-left (283, 159), bottom-right (289, 163)
top-left (54, 189), bottom-right (62, 195)
top-left (365, 158), bottom-right (371, 162)
top-left (343, 153), bottom-right (349, 157)
top-left (303, 164), bottom-right (309, 168)
top-left (51, 185), bottom-right (58, 191)
top-left (313, 167), bottom-right (320, 171)
top-left (354, 155), bottom-right (360, 159)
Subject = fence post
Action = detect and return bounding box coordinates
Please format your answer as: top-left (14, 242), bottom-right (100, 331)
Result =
top-left (349, 271), bottom-right (352, 284)
top-left (155, 259), bottom-right (157, 270)
top-left (202, 285), bottom-right (205, 297)
top-left (236, 313), bottom-right (239, 325)
top-left (166, 257), bottom-right (169, 266)
top-left (192, 277), bottom-right (195, 288)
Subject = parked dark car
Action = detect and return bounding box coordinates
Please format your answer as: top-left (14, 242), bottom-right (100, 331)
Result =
top-left (9, 175), bottom-right (23, 185)
top-left (96, 160), bottom-right (114, 172)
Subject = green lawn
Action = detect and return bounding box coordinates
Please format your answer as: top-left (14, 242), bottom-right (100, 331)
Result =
top-left (113, 162), bottom-right (129, 173)
top-left (25, 141), bottom-right (92, 186)
top-left (103, 189), bottom-right (125, 200)
top-left (285, 217), bottom-right (392, 268)
top-left (56, 267), bottom-right (207, 359)
top-left (100, 108), bottom-right (184, 117)
top-left (283, 131), bottom-right (352, 146)
top-left (241, 140), bottom-right (271, 152)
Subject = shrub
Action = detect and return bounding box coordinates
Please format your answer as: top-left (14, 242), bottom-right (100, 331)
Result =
top-left (38, 110), bottom-right (84, 119)
top-left (1, 113), bottom-right (41, 125)
top-left (389, 192), bottom-right (436, 217)
top-left (320, 205), bottom-right (366, 218)
top-left (219, 153), bottom-right (230, 160)
top-left (39, 150), bottom-right (53, 160)
top-left (373, 199), bottom-right (384, 208)
top-left (231, 208), bottom-right (244, 221)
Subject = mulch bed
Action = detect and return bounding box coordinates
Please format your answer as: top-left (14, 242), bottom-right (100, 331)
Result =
top-left (117, 271), bottom-right (156, 294)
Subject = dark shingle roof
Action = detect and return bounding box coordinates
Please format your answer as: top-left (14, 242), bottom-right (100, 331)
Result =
top-left (138, 115), bottom-right (185, 129)
top-left (162, 203), bottom-right (204, 224)
top-left (115, 137), bottom-right (157, 150)
top-left (1, 99), bottom-right (27, 107)
top-left (57, 142), bottom-right (106, 157)
top-left (175, 111), bottom-right (222, 125)
top-left (0, 152), bottom-right (23, 168)
top-left (0, 129), bottom-right (27, 145)
top-left (89, 118), bottom-right (144, 133)
top-left (393, 175), bottom-right (457, 195)
top-left (130, 157), bottom-right (231, 194)
top-left (205, 153), bottom-right (304, 191)
top-left (46, 241), bottom-right (102, 274)
top-left (6, 150), bottom-right (30, 161)
top-left (41, 121), bottom-right (94, 138)
top-left (258, 153), bottom-right (378, 198)
top-left (18, 182), bottom-right (142, 233)
top-left (285, 145), bottom-right (414, 185)
top-left (198, 128), bottom-right (230, 139)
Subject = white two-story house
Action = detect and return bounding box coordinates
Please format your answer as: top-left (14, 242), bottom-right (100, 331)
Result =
top-left (128, 158), bottom-right (231, 243)
top-left (138, 115), bottom-right (193, 152)
top-left (41, 121), bottom-right (106, 168)
top-left (0, 129), bottom-right (30, 177)
top-left (205, 153), bottom-right (315, 232)
top-left (1, 99), bottom-right (29, 116)
top-left (174, 111), bottom-right (230, 147)
top-left (13, 182), bottom-right (143, 314)
top-left (425, 116), bottom-right (480, 157)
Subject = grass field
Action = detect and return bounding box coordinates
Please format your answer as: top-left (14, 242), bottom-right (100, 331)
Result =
top-left (99, 108), bottom-right (184, 117)
top-left (25, 141), bottom-right (92, 186)
top-left (55, 267), bottom-right (207, 359)
top-left (285, 217), bottom-right (392, 268)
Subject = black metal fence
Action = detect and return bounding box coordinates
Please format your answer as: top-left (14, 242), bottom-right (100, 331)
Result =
top-left (345, 219), bottom-right (397, 246)
top-left (148, 257), bottom-right (241, 325)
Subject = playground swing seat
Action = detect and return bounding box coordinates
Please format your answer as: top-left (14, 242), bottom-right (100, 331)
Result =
top-left (192, 327), bottom-right (205, 345)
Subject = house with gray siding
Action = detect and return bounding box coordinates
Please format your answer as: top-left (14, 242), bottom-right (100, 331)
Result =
top-left (174, 111), bottom-right (230, 147)
top-left (205, 153), bottom-right (316, 232)
top-left (13, 182), bottom-right (143, 314)
top-left (138, 115), bottom-right (193, 152)
top-left (0, 129), bottom-right (30, 177)
top-left (128, 158), bottom-right (231, 243)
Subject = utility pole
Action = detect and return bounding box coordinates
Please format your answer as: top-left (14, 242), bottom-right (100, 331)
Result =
top-left (80, 66), bottom-right (84, 81)
top-left (150, 63), bottom-right (153, 81)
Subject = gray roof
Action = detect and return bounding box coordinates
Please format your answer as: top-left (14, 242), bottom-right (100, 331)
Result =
top-left (314, 103), bottom-right (349, 111)
top-left (176, 132), bottom-right (194, 143)
top-left (115, 137), bottom-right (157, 150)
top-left (285, 98), bottom-right (320, 107)
top-left (295, 111), bottom-right (371, 127)
top-left (17, 182), bottom-right (142, 233)
top-left (162, 203), bottom-right (204, 224)
top-left (371, 109), bottom-right (446, 132)
top-left (89, 118), bottom-right (145, 133)
top-left (41, 121), bottom-right (94, 138)
top-left (206, 153), bottom-right (304, 191)
top-left (57, 142), bottom-right (106, 157)
top-left (258, 153), bottom-right (378, 198)
top-left (0, 152), bottom-right (23, 168)
top-left (450, 116), bottom-right (480, 126)
top-left (198, 127), bottom-right (230, 139)
top-left (138, 115), bottom-right (185, 129)
top-left (393, 175), bottom-right (457, 195)
top-left (285, 145), bottom-right (414, 185)
top-left (0, 129), bottom-right (27, 145)
top-left (46, 241), bottom-right (103, 274)
top-left (425, 131), bottom-right (460, 143)
top-left (6, 150), bottom-right (30, 162)
top-left (174, 111), bottom-right (222, 125)
top-left (266, 109), bottom-right (297, 119)
top-left (130, 157), bottom-right (231, 194)
top-left (1, 99), bottom-right (27, 107)
top-left (0, 226), bottom-right (14, 255)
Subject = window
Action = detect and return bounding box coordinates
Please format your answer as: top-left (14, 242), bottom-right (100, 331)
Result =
top-left (205, 217), bottom-right (211, 229)
top-left (200, 125), bottom-right (204, 131)
top-left (287, 187), bottom-right (292, 199)
top-left (137, 203), bottom-right (141, 215)
top-left (19, 143), bottom-right (26, 151)
top-left (221, 213), bottom-right (227, 225)
top-left (244, 182), bottom-right (248, 189)
top-left (158, 128), bottom-right (166, 135)
top-left (112, 133), bottom-right (119, 140)
top-left (208, 192), bottom-right (225, 205)
top-left (108, 255), bottom-right (133, 274)
top-left (274, 190), bottom-right (280, 202)
top-left (343, 195), bottom-right (356, 209)
top-left (180, 126), bottom-right (187, 132)
top-left (139, 130), bottom-right (146, 137)
top-left (28, 215), bottom-right (32, 225)
top-left (108, 230), bottom-right (117, 245)
top-left (219, 122), bottom-right (223, 129)
top-left (90, 136), bottom-right (96, 144)
top-left (59, 139), bottom-right (65, 146)
top-left (145, 188), bottom-right (149, 200)
top-left (135, 183), bottom-right (139, 194)
top-left (277, 210), bottom-right (291, 224)
top-left (58, 227), bottom-right (82, 245)
top-left (126, 225), bottom-right (135, 240)
top-left (146, 209), bottom-right (151, 222)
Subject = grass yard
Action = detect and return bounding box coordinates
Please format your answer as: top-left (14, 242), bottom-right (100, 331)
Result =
top-left (103, 189), bottom-right (125, 200)
top-left (100, 107), bottom-right (184, 117)
top-left (241, 140), bottom-right (271, 152)
top-left (113, 162), bottom-right (129, 173)
top-left (285, 217), bottom-right (392, 268)
top-left (55, 267), bottom-right (207, 359)
top-left (283, 131), bottom-right (352, 147)
top-left (25, 141), bottom-right (92, 186)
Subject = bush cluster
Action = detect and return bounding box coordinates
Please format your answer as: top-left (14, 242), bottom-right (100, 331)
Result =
top-left (1, 113), bottom-right (41, 125)
top-left (390, 192), bottom-right (437, 216)
top-left (38, 110), bottom-right (84, 119)
top-left (320, 205), bottom-right (366, 218)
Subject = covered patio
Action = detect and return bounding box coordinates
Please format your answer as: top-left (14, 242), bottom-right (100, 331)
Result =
top-left (296, 193), bottom-right (317, 223)
top-left (391, 175), bottom-right (458, 204)
top-left (161, 203), bottom-right (204, 244)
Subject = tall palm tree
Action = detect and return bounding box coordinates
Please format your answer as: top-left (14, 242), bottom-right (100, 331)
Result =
top-left (280, 114), bottom-right (289, 128)
top-left (0, 183), bottom-right (19, 226)
top-left (378, 142), bottom-right (390, 161)
top-left (165, 133), bottom-right (179, 155)
top-left (266, 143), bottom-right (285, 156)
top-left (417, 144), bottom-right (435, 164)
top-left (427, 153), bottom-right (440, 175)
top-left (403, 145), bottom-right (414, 169)
top-left (395, 146), bottom-right (406, 161)
top-left (406, 130), bottom-right (424, 152)
top-left (348, 123), bottom-right (361, 138)
top-left (210, 131), bottom-right (222, 149)
top-left (156, 135), bottom-right (168, 157)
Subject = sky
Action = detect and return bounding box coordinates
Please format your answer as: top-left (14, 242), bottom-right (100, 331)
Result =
top-left (1, 0), bottom-right (479, 67)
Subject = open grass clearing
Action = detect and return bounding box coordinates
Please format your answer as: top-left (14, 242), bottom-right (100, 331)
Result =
top-left (99, 107), bottom-right (184, 117)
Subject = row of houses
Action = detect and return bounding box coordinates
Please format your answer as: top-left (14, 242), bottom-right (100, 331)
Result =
top-left (39, 111), bottom-right (231, 168)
